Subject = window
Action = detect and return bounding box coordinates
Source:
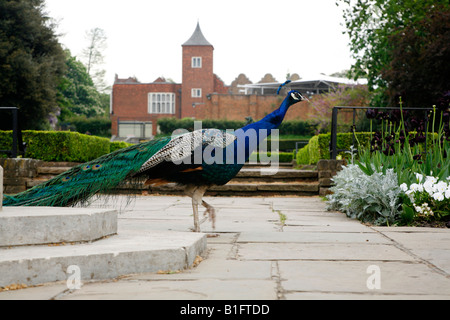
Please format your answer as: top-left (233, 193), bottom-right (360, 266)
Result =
top-left (148, 93), bottom-right (176, 114)
top-left (192, 57), bottom-right (202, 68)
top-left (118, 121), bottom-right (153, 139)
top-left (191, 88), bottom-right (202, 98)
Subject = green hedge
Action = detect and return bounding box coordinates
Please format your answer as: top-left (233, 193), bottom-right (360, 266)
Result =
top-left (297, 132), bottom-right (373, 165)
top-left (297, 132), bottom-right (441, 165)
top-left (0, 130), bottom-right (125, 162)
top-left (110, 141), bottom-right (133, 153)
top-left (157, 118), bottom-right (318, 137)
top-left (251, 152), bottom-right (294, 163)
top-left (60, 116), bottom-right (111, 138)
top-left (267, 139), bottom-right (310, 152)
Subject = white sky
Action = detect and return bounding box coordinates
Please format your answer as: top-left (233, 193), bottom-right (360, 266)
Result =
top-left (44, 0), bottom-right (354, 88)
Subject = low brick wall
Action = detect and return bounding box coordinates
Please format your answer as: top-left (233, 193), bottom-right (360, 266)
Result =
top-left (0, 158), bottom-right (43, 194)
top-left (317, 159), bottom-right (347, 196)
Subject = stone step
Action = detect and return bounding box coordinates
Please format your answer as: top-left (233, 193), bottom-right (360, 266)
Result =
top-left (37, 166), bottom-right (74, 175)
top-left (0, 207), bottom-right (117, 247)
top-left (0, 206), bottom-right (207, 287)
top-left (30, 163), bottom-right (320, 196)
top-left (235, 168), bottom-right (317, 181)
top-left (138, 181), bottom-right (319, 196)
top-left (244, 162), bottom-right (293, 169)
top-left (0, 229), bottom-right (206, 287)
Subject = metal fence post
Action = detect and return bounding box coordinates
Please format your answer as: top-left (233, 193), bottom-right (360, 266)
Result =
top-left (330, 107), bottom-right (338, 160)
top-left (12, 108), bottom-right (18, 158)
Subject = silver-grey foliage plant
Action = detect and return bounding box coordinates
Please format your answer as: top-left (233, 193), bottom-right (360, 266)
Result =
top-left (326, 164), bottom-right (402, 225)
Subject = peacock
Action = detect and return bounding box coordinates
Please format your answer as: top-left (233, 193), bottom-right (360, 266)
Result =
top-left (2, 87), bottom-right (307, 232)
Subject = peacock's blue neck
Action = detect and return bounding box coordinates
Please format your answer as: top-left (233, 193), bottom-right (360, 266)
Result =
top-left (232, 95), bottom-right (293, 163)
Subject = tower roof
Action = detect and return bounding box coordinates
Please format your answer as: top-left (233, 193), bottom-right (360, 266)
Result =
top-left (182, 22), bottom-right (213, 47)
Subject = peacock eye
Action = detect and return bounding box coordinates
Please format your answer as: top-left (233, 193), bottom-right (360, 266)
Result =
top-left (93, 164), bottom-right (103, 170)
top-left (82, 165), bottom-right (91, 171)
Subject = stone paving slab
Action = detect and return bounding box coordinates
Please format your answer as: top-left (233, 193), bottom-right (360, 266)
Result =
top-left (237, 243), bottom-right (416, 261)
top-left (236, 231), bottom-right (390, 244)
top-left (279, 260), bottom-right (450, 296)
top-left (1, 195), bottom-right (449, 300)
top-left (57, 279), bottom-right (279, 300)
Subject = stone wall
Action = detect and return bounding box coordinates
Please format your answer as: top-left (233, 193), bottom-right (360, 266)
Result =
top-left (317, 159), bottom-right (347, 196)
top-left (0, 158), bottom-right (43, 194)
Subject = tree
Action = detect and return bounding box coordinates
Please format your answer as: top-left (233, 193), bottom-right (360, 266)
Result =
top-left (57, 50), bottom-right (105, 120)
top-left (81, 28), bottom-right (108, 92)
top-left (0, 0), bottom-right (66, 130)
top-left (56, 50), bottom-right (111, 136)
top-left (381, 5), bottom-right (450, 109)
top-left (336, 0), bottom-right (450, 108)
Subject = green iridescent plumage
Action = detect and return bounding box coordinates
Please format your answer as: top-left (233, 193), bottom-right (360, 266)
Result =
top-left (3, 136), bottom-right (172, 207)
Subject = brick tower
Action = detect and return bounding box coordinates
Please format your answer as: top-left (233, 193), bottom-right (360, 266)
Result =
top-left (181, 22), bottom-right (214, 118)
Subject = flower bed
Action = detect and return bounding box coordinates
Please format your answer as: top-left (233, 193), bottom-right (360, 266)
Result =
top-left (326, 94), bottom-right (450, 227)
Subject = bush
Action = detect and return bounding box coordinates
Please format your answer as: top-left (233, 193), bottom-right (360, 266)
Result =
top-left (296, 132), bottom-right (373, 165)
top-left (157, 118), bottom-right (318, 137)
top-left (296, 136), bottom-right (320, 165)
top-left (326, 164), bottom-right (403, 225)
top-left (110, 141), bottom-right (133, 153)
top-left (256, 138), bottom-right (310, 152)
top-left (251, 152), bottom-right (293, 163)
top-left (60, 116), bottom-right (111, 137)
top-left (158, 118), bottom-right (246, 135)
top-left (0, 130), bottom-right (110, 162)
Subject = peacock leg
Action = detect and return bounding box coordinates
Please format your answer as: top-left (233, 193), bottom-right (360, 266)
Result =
top-left (192, 199), bottom-right (200, 232)
top-left (190, 185), bottom-right (208, 232)
top-left (202, 200), bottom-right (216, 230)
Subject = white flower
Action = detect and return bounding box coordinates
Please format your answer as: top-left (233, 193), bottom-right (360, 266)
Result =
top-left (433, 192), bottom-right (444, 201)
top-left (435, 181), bottom-right (448, 193)
top-left (445, 188), bottom-right (450, 199)
top-left (423, 180), bottom-right (435, 195)
top-left (409, 183), bottom-right (424, 193)
top-left (400, 183), bottom-right (408, 192)
top-left (425, 176), bottom-right (437, 184)
top-left (415, 173), bottom-right (424, 182)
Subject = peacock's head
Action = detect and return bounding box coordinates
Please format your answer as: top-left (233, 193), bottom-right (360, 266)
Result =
top-left (277, 81), bottom-right (309, 104)
top-left (288, 90), bottom-right (309, 103)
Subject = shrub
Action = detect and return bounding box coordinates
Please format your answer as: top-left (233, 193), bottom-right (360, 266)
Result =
top-left (157, 118), bottom-right (318, 137)
top-left (110, 141), bottom-right (133, 153)
top-left (60, 116), bottom-right (111, 137)
top-left (296, 135), bottom-right (320, 165)
top-left (252, 152), bottom-right (293, 163)
top-left (0, 130), bottom-right (110, 162)
top-left (326, 164), bottom-right (403, 225)
top-left (296, 132), bottom-right (373, 165)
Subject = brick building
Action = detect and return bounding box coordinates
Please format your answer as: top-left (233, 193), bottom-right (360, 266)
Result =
top-left (110, 23), bottom-right (312, 140)
top-left (110, 23), bottom-right (228, 140)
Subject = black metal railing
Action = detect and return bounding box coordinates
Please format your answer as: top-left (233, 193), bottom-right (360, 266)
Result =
top-left (330, 106), bottom-right (434, 159)
top-left (0, 107), bottom-right (25, 158)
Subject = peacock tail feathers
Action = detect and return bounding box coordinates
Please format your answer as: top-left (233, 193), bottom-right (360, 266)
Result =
top-left (2, 136), bottom-right (172, 207)
top-left (2, 129), bottom-right (237, 207)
